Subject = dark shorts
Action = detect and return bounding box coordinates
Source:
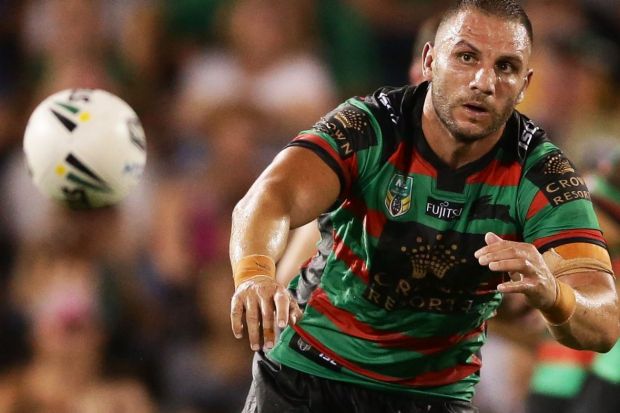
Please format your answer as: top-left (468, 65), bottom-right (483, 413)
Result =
top-left (567, 374), bottom-right (620, 413)
top-left (526, 393), bottom-right (573, 413)
top-left (242, 351), bottom-right (478, 413)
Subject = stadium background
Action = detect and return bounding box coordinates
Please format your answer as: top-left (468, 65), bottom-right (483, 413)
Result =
top-left (0, 1), bottom-right (618, 412)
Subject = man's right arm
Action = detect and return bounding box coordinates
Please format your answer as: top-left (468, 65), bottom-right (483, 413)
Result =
top-left (229, 145), bottom-right (341, 351)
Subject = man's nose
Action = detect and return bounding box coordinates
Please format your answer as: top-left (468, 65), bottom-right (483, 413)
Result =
top-left (469, 67), bottom-right (496, 96)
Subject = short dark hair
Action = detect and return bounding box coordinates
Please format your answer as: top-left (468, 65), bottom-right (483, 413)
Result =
top-left (439, 0), bottom-right (533, 45)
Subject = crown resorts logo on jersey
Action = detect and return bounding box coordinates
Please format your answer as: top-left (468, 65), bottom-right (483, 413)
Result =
top-left (402, 234), bottom-right (468, 280)
top-left (386, 173), bottom-right (413, 217)
top-left (312, 104), bottom-right (375, 159)
top-left (363, 229), bottom-right (492, 314)
top-left (526, 151), bottom-right (590, 207)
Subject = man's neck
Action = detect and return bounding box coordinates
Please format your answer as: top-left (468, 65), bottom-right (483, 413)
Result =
top-left (421, 89), bottom-right (505, 170)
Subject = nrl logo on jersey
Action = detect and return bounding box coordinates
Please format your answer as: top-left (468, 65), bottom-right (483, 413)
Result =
top-left (385, 173), bottom-right (413, 217)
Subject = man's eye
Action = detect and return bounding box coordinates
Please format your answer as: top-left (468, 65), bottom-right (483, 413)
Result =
top-left (497, 62), bottom-right (515, 73)
top-left (459, 53), bottom-right (474, 63)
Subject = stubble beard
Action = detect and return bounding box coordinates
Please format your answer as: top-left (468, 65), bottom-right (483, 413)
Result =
top-left (431, 83), bottom-right (514, 143)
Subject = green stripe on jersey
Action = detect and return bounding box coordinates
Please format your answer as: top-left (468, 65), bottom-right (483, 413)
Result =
top-left (270, 327), bottom-right (479, 402)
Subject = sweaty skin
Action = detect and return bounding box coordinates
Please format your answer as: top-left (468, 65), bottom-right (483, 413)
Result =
top-left (475, 233), bottom-right (618, 351)
top-left (230, 9), bottom-right (619, 353)
top-left (230, 148), bottom-right (338, 350)
top-left (421, 11), bottom-right (532, 168)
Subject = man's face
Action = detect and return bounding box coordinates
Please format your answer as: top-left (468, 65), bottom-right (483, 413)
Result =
top-left (424, 10), bottom-right (533, 142)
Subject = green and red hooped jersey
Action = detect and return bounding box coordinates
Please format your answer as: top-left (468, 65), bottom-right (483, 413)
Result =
top-left (268, 82), bottom-right (605, 401)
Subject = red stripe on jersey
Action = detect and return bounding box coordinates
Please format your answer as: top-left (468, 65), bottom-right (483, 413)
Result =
top-left (340, 197), bottom-right (386, 240)
top-left (533, 229), bottom-right (605, 250)
top-left (410, 149), bottom-right (438, 177)
top-left (341, 200), bottom-right (386, 240)
top-left (365, 208), bottom-right (387, 239)
top-left (496, 233), bottom-right (521, 242)
top-left (340, 195), bottom-right (386, 240)
top-left (309, 289), bottom-right (485, 354)
top-left (385, 143), bottom-right (408, 171)
top-left (467, 160), bottom-right (521, 186)
top-left (292, 322), bottom-right (482, 387)
top-left (292, 134), bottom-right (355, 188)
top-left (536, 341), bottom-right (595, 367)
top-left (385, 144), bottom-right (438, 177)
top-left (526, 191), bottom-right (550, 220)
top-left (473, 273), bottom-right (510, 294)
top-left (341, 197), bottom-right (366, 218)
top-left (333, 233), bottom-right (370, 283)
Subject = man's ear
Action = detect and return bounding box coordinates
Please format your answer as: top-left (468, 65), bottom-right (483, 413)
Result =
top-left (516, 69), bottom-right (534, 104)
top-left (421, 42), bottom-right (434, 81)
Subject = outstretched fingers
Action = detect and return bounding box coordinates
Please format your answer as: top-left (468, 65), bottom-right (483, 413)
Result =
top-left (259, 294), bottom-right (276, 349)
top-left (289, 299), bottom-right (303, 325)
top-left (476, 237), bottom-right (558, 309)
top-left (497, 279), bottom-right (535, 294)
top-left (230, 294), bottom-right (244, 339)
top-left (273, 288), bottom-right (291, 329)
top-left (231, 280), bottom-right (304, 352)
top-left (245, 295), bottom-right (262, 351)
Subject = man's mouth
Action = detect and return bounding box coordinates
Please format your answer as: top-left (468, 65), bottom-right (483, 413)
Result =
top-left (463, 102), bottom-right (489, 113)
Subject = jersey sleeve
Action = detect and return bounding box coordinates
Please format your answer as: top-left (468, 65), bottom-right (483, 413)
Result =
top-left (517, 143), bottom-right (606, 252)
top-left (286, 98), bottom-right (384, 200)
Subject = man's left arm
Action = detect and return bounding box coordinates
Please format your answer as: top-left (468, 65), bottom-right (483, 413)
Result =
top-left (545, 270), bottom-right (617, 351)
top-left (476, 233), bottom-right (619, 352)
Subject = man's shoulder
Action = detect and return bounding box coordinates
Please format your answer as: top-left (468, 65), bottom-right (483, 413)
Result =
top-left (506, 111), bottom-right (557, 166)
top-left (357, 83), bottom-right (424, 120)
top-left (308, 84), bottom-right (423, 153)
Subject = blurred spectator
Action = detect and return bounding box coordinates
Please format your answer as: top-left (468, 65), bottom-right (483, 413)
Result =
top-left (21, 0), bottom-right (122, 100)
top-left (173, 0), bottom-right (336, 150)
top-left (141, 102), bottom-right (267, 410)
top-left (162, 0), bottom-right (228, 58)
top-left (3, 242), bottom-right (156, 412)
top-left (21, 0), bottom-right (162, 100)
top-left (347, 0), bottom-right (452, 86)
top-left (149, 102), bottom-right (267, 284)
top-left (316, 0), bottom-right (451, 96)
top-left (519, 0), bottom-right (620, 166)
top-left (160, 260), bottom-right (252, 413)
top-left (580, 0), bottom-right (620, 82)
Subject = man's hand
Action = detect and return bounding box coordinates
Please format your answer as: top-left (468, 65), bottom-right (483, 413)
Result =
top-left (230, 276), bottom-right (303, 351)
top-left (475, 232), bottom-right (557, 311)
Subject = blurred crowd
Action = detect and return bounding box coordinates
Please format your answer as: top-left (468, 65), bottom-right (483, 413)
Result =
top-left (0, 1), bottom-right (618, 412)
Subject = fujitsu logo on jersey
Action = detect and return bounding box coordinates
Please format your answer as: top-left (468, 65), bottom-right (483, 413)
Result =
top-left (426, 197), bottom-right (463, 221)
